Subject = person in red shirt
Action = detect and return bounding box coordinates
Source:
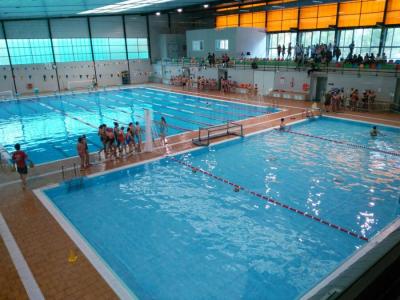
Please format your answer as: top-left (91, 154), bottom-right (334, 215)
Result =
top-left (12, 143), bottom-right (32, 189)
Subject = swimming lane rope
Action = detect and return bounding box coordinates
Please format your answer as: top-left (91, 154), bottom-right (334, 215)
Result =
top-left (279, 129), bottom-right (400, 157)
top-left (170, 156), bottom-right (369, 242)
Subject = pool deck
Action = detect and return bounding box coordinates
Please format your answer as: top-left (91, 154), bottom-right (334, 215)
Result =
top-left (0, 83), bottom-right (399, 299)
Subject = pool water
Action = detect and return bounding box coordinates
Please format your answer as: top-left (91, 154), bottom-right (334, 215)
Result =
top-left (44, 117), bottom-right (400, 299)
top-left (0, 87), bottom-right (277, 164)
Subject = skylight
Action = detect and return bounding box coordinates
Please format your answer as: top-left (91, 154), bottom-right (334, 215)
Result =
top-left (78, 0), bottom-right (173, 14)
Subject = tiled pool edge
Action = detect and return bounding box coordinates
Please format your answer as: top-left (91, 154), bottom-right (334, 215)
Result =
top-left (301, 217), bottom-right (400, 300)
top-left (33, 188), bottom-right (138, 300)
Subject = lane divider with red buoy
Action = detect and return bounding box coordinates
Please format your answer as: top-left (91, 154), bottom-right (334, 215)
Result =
top-left (278, 129), bottom-right (400, 157)
top-left (170, 156), bottom-right (368, 242)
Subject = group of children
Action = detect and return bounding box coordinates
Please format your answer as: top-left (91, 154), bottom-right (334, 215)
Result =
top-left (97, 121), bottom-right (143, 160)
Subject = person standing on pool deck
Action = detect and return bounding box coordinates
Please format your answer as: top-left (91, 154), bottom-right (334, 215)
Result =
top-left (160, 117), bottom-right (168, 146)
top-left (12, 144), bottom-right (32, 189)
top-left (128, 122), bottom-right (137, 150)
top-left (81, 135), bottom-right (90, 168)
top-left (135, 121), bottom-right (142, 152)
top-left (77, 137), bottom-right (86, 171)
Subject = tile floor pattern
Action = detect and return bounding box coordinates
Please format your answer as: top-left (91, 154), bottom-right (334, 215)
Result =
top-left (0, 83), bottom-right (399, 299)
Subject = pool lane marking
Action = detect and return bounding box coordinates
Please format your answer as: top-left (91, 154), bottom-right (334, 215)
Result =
top-left (149, 89), bottom-right (271, 113)
top-left (113, 93), bottom-right (233, 122)
top-left (37, 102), bottom-right (97, 129)
top-left (119, 90), bottom-right (256, 118)
top-left (170, 157), bottom-right (369, 242)
top-left (95, 95), bottom-right (211, 128)
top-left (146, 86), bottom-right (284, 111)
top-left (0, 213), bottom-right (45, 300)
top-left (280, 129), bottom-right (400, 157)
top-left (76, 95), bottom-right (192, 132)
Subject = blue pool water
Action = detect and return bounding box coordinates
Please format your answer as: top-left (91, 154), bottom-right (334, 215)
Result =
top-left (44, 117), bottom-right (400, 299)
top-left (0, 87), bottom-right (277, 164)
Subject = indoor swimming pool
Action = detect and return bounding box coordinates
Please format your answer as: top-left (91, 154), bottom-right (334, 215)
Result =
top-left (38, 117), bottom-right (400, 299)
top-left (0, 87), bottom-right (278, 164)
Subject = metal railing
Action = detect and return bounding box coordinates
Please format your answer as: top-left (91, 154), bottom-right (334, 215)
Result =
top-left (61, 163), bottom-right (84, 191)
top-left (158, 58), bottom-right (400, 78)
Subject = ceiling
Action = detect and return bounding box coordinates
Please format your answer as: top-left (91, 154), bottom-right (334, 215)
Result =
top-left (0, 0), bottom-right (221, 20)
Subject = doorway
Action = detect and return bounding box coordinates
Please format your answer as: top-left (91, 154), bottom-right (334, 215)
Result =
top-left (314, 76), bottom-right (328, 102)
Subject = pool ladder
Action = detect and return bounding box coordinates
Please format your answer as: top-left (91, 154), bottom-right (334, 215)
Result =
top-left (61, 163), bottom-right (84, 191)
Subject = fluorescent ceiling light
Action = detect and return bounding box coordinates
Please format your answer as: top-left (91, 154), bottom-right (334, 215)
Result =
top-left (177, 8), bottom-right (182, 12)
top-left (78, 0), bottom-right (173, 14)
top-left (203, 4), bottom-right (209, 8)
top-left (156, 11), bottom-right (161, 15)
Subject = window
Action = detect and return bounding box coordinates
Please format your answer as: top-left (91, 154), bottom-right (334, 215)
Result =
top-left (0, 40), bottom-right (9, 66)
top-left (52, 38), bottom-right (92, 62)
top-left (215, 40), bottom-right (229, 51)
top-left (7, 39), bottom-right (54, 65)
top-left (92, 38), bottom-right (126, 61)
top-left (127, 38), bottom-right (149, 59)
top-left (268, 32), bottom-right (297, 58)
top-left (338, 28), bottom-right (381, 59)
top-left (300, 30), bottom-right (335, 48)
top-left (192, 40), bottom-right (204, 51)
top-left (384, 28), bottom-right (400, 60)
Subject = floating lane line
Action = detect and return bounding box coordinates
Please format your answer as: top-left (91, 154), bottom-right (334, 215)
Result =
top-left (119, 90), bottom-right (255, 118)
top-left (106, 94), bottom-right (219, 125)
top-left (77, 96), bottom-right (192, 132)
top-left (143, 89), bottom-right (267, 113)
top-left (170, 156), bottom-right (369, 242)
top-left (36, 102), bottom-right (97, 128)
top-left (280, 129), bottom-right (400, 157)
top-left (113, 93), bottom-right (241, 122)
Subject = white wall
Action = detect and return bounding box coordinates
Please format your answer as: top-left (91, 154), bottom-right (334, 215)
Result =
top-left (227, 69), bottom-right (254, 84)
top-left (186, 27), bottom-right (267, 59)
top-left (57, 61), bottom-right (96, 91)
top-left (186, 28), bottom-right (237, 59)
top-left (12, 64), bottom-right (58, 94)
top-left (189, 66), bottom-right (218, 80)
top-left (235, 28), bottom-right (266, 58)
top-left (129, 60), bottom-right (152, 84)
top-left (0, 66), bottom-right (14, 94)
top-left (254, 71), bottom-right (275, 95)
top-left (273, 71), bottom-right (311, 94)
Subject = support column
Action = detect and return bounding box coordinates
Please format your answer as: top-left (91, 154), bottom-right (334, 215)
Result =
top-left (47, 19), bottom-right (61, 92)
top-left (1, 21), bottom-right (18, 95)
top-left (87, 17), bottom-right (98, 86)
top-left (122, 15), bottom-right (131, 83)
top-left (146, 15), bottom-right (152, 62)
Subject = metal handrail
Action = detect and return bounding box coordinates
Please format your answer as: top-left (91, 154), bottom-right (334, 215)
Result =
top-left (157, 59), bottom-right (399, 77)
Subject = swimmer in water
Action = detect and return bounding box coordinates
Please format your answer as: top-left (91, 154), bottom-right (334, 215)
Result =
top-left (279, 118), bottom-right (286, 131)
top-left (370, 126), bottom-right (379, 137)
